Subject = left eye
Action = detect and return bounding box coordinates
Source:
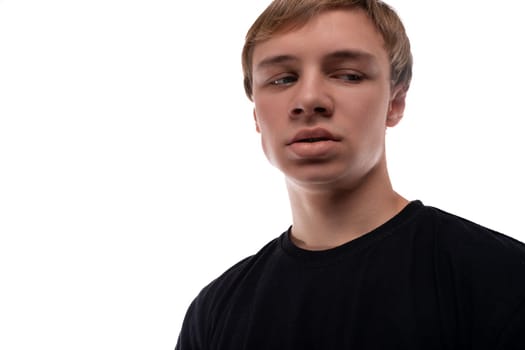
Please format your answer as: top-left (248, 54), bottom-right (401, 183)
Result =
top-left (271, 76), bottom-right (297, 85)
top-left (337, 73), bottom-right (363, 82)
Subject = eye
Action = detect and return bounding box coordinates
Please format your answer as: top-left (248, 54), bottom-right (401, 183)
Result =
top-left (270, 75), bottom-right (297, 86)
top-left (340, 74), bottom-right (363, 82)
top-left (331, 70), bottom-right (364, 83)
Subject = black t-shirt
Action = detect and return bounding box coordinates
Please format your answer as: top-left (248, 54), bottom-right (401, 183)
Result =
top-left (176, 201), bottom-right (525, 349)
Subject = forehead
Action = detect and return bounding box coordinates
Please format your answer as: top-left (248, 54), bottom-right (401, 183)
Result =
top-left (252, 8), bottom-right (388, 69)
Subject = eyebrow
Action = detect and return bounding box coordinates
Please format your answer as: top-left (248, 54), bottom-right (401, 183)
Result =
top-left (255, 49), bottom-right (377, 71)
top-left (325, 49), bottom-right (377, 63)
top-left (255, 55), bottom-right (298, 71)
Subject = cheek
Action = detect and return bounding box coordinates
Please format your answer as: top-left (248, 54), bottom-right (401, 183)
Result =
top-left (259, 126), bottom-right (280, 168)
top-left (253, 97), bottom-right (286, 141)
top-left (344, 87), bottom-right (390, 127)
top-left (257, 121), bottom-right (290, 171)
top-left (253, 110), bottom-right (279, 164)
top-left (335, 88), bottom-right (390, 156)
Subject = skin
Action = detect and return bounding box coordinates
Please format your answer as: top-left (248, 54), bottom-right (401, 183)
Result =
top-left (251, 8), bottom-right (408, 250)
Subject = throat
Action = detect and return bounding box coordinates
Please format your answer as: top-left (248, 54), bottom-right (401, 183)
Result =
top-left (287, 189), bottom-right (409, 251)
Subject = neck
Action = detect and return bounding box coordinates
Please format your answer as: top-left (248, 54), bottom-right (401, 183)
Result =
top-left (286, 167), bottom-right (408, 251)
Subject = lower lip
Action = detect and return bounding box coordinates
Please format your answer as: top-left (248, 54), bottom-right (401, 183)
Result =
top-left (287, 140), bottom-right (338, 159)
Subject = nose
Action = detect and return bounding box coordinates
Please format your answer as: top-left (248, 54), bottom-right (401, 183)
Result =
top-left (289, 73), bottom-right (333, 120)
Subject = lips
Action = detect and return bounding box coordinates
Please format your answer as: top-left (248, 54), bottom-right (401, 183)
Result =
top-left (288, 128), bottom-right (339, 145)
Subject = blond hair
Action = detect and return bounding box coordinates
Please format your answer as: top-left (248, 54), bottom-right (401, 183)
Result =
top-left (241, 0), bottom-right (413, 100)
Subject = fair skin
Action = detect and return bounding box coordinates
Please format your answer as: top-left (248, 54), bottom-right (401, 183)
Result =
top-left (251, 8), bottom-right (408, 250)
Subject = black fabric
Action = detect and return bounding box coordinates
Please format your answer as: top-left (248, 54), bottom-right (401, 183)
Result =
top-left (176, 201), bottom-right (525, 349)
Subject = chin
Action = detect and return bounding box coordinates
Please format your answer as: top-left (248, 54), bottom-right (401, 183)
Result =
top-left (281, 159), bottom-right (382, 192)
top-left (284, 167), bottom-right (355, 189)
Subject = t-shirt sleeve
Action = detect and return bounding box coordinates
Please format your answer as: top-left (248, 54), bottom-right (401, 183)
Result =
top-left (496, 295), bottom-right (525, 349)
top-left (174, 255), bottom-right (257, 349)
top-left (175, 297), bottom-right (207, 350)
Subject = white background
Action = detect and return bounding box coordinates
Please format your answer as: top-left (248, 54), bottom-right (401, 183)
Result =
top-left (1, 1), bottom-right (524, 349)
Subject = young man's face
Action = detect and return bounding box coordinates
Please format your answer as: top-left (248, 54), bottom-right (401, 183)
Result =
top-left (251, 9), bottom-right (405, 190)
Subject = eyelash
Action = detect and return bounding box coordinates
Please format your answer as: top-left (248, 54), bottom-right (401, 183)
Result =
top-left (270, 76), bottom-right (297, 86)
top-left (268, 72), bottom-right (364, 86)
top-left (335, 73), bottom-right (363, 82)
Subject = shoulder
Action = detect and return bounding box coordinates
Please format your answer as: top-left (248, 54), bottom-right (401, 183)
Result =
top-left (189, 233), bottom-right (284, 315)
top-left (422, 205), bottom-right (525, 315)
top-left (396, 201), bottom-right (525, 266)
top-left (417, 204), bottom-right (525, 261)
top-left (176, 234), bottom-right (284, 348)
top-left (412, 203), bottom-right (525, 346)
top-left (411, 204), bottom-right (525, 280)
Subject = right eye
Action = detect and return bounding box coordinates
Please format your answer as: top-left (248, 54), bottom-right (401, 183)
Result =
top-left (270, 76), bottom-right (297, 86)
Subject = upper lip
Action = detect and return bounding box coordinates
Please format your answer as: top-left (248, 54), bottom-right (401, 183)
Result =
top-left (287, 127), bottom-right (340, 145)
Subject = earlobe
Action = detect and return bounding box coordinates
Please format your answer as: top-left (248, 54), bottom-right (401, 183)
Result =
top-left (386, 86), bottom-right (407, 127)
top-left (253, 109), bottom-right (261, 133)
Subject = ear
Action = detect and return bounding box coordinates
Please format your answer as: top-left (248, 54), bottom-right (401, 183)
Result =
top-left (386, 85), bottom-right (407, 127)
top-left (253, 109), bottom-right (261, 133)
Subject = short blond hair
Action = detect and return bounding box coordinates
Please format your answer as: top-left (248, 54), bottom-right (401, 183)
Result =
top-left (241, 0), bottom-right (413, 100)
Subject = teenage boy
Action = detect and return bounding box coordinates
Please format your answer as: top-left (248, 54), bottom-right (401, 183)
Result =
top-left (176, 0), bottom-right (525, 348)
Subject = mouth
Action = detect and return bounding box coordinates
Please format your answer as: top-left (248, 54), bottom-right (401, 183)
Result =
top-left (295, 137), bottom-right (333, 143)
top-left (288, 128), bottom-right (339, 145)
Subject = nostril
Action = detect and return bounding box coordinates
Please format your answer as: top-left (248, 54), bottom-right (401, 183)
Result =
top-left (290, 105), bottom-right (330, 118)
top-left (292, 108), bottom-right (303, 115)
